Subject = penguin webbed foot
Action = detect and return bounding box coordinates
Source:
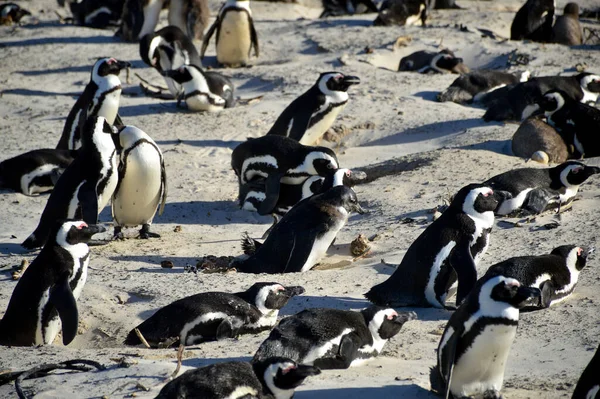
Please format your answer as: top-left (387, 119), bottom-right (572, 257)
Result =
top-left (482, 389), bottom-right (502, 399)
top-left (113, 226), bottom-right (125, 241)
top-left (139, 224), bottom-right (160, 239)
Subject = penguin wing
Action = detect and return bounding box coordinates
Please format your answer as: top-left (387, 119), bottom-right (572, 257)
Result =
top-left (450, 240), bottom-right (478, 306)
top-left (286, 109), bottom-right (315, 143)
top-left (111, 158), bottom-right (127, 219)
top-left (78, 180), bottom-right (99, 224)
top-left (440, 324), bottom-right (464, 399)
top-left (258, 172), bottom-right (285, 215)
top-left (158, 155), bottom-right (168, 216)
top-left (50, 273), bottom-right (79, 345)
top-left (249, 15), bottom-right (259, 57)
top-left (282, 223), bottom-right (328, 273)
top-left (200, 17), bottom-right (219, 59)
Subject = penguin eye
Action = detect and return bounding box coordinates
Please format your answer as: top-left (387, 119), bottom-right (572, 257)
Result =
top-left (327, 163), bottom-right (334, 169)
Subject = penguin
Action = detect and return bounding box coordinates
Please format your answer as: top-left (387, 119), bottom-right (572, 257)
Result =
top-left (511, 116), bottom-right (571, 164)
top-left (398, 49), bottom-right (469, 74)
top-left (156, 357), bottom-right (320, 399)
top-left (139, 25), bottom-right (202, 99)
top-left (0, 3), bottom-right (30, 25)
top-left (125, 283), bottom-right (304, 347)
top-left (266, 72), bottom-right (360, 146)
top-left (321, 0), bottom-right (379, 18)
top-left (483, 161), bottom-right (600, 216)
top-left (253, 306), bottom-right (416, 369)
top-left (573, 343), bottom-right (600, 399)
top-left (200, 0), bottom-right (259, 68)
top-left (231, 135), bottom-right (339, 215)
top-left (365, 184), bottom-right (498, 309)
top-left (510, 0), bottom-right (554, 42)
top-left (67, 0), bottom-right (123, 28)
top-left (0, 149), bottom-right (76, 196)
top-left (553, 3), bottom-right (583, 45)
top-left (162, 64), bottom-right (235, 111)
top-left (57, 57), bottom-right (130, 151)
top-left (430, 0), bottom-right (460, 9)
top-left (430, 275), bottom-right (541, 399)
top-left (234, 186), bottom-right (365, 274)
top-left (22, 117), bottom-right (119, 250)
top-left (373, 0), bottom-right (428, 27)
top-left (484, 245), bottom-right (591, 309)
top-left (437, 70), bottom-right (530, 104)
top-left (0, 220), bottom-right (106, 346)
top-left (111, 125), bottom-right (167, 240)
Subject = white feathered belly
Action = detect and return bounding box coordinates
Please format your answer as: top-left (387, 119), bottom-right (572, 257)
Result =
top-left (95, 89), bottom-right (121, 125)
top-left (217, 12), bottom-right (252, 66)
top-left (186, 95), bottom-right (225, 112)
top-left (496, 189), bottom-right (532, 215)
top-left (299, 104), bottom-right (346, 146)
top-left (299, 215), bottom-right (346, 272)
top-left (97, 166), bottom-right (119, 212)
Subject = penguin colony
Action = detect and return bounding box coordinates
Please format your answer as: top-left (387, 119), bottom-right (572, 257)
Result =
top-left (1, 1), bottom-right (600, 398)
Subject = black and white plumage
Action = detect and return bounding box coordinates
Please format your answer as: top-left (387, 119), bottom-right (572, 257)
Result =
top-left (0, 220), bottom-right (105, 346)
top-left (66, 0), bottom-right (123, 28)
top-left (266, 72), bottom-right (360, 145)
top-left (373, 0), bottom-right (428, 27)
top-left (22, 117), bottom-right (119, 250)
top-left (573, 343), bottom-right (600, 399)
top-left (430, 275), bottom-right (541, 399)
top-left (111, 125), bottom-right (167, 240)
top-left (0, 149), bottom-right (76, 196)
top-left (235, 186), bottom-right (365, 274)
top-left (365, 184), bottom-right (498, 308)
top-left (484, 161), bottom-right (600, 216)
top-left (552, 3), bottom-right (583, 45)
top-left (437, 70), bottom-right (530, 104)
top-left (57, 57), bottom-right (130, 151)
top-left (398, 49), bottom-right (467, 74)
top-left (321, 0), bottom-right (378, 18)
top-left (163, 64), bottom-right (235, 111)
top-left (0, 3), bottom-right (31, 24)
top-left (124, 283), bottom-right (304, 348)
top-left (231, 135), bottom-right (339, 215)
top-left (485, 245), bottom-right (591, 309)
top-left (140, 25), bottom-right (202, 99)
top-left (156, 357), bottom-right (320, 399)
top-left (200, 0), bottom-right (259, 67)
top-left (510, 0), bottom-right (554, 42)
top-left (253, 306), bottom-right (416, 369)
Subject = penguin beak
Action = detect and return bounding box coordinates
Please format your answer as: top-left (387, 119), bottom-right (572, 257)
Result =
top-left (81, 224), bottom-right (107, 238)
top-left (342, 76), bottom-right (360, 85)
top-left (352, 202), bottom-right (366, 215)
top-left (391, 311), bottom-right (417, 325)
top-left (343, 170), bottom-right (367, 187)
top-left (585, 166), bottom-right (600, 176)
top-left (115, 60), bottom-right (132, 70)
top-left (283, 286), bottom-right (305, 297)
top-left (286, 364), bottom-right (321, 379)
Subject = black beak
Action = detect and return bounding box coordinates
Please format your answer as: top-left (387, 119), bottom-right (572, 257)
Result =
top-left (116, 60), bottom-right (132, 70)
top-left (392, 311), bottom-right (417, 324)
top-left (284, 286), bottom-right (305, 297)
top-left (82, 224), bottom-right (107, 238)
top-left (342, 75), bottom-right (360, 86)
top-left (287, 364), bottom-right (321, 379)
top-left (587, 81), bottom-right (600, 93)
top-left (585, 166), bottom-right (600, 176)
top-left (353, 203), bottom-right (366, 215)
top-left (343, 170), bottom-right (368, 186)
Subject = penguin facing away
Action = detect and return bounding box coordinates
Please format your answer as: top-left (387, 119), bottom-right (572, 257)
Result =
top-left (365, 184), bottom-right (498, 308)
top-left (0, 149), bottom-right (76, 196)
top-left (253, 306), bottom-right (416, 369)
top-left (112, 125), bottom-right (167, 240)
top-left (321, 0), bottom-right (379, 18)
top-left (266, 72), bottom-right (360, 146)
top-left (430, 275), bottom-right (541, 399)
top-left (510, 0), bottom-right (554, 42)
top-left (57, 57), bottom-right (130, 151)
top-left (552, 3), bottom-right (583, 45)
top-left (437, 70), bottom-right (529, 104)
top-left (0, 220), bottom-right (106, 346)
top-left (373, 0), bottom-right (428, 27)
top-left (22, 117), bottom-right (119, 250)
top-left (572, 343), bottom-right (600, 399)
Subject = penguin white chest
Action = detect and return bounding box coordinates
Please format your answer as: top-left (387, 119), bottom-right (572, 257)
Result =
top-left (496, 189), bottom-right (532, 215)
top-left (299, 103), bottom-right (347, 146)
top-left (217, 12), bottom-right (252, 66)
top-left (93, 88), bottom-right (121, 125)
top-left (97, 153), bottom-right (119, 211)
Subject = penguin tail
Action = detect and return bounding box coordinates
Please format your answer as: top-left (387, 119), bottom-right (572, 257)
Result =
top-left (364, 280), bottom-right (425, 307)
top-left (364, 283), bottom-right (389, 305)
top-left (21, 232), bottom-right (43, 250)
top-left (241, 233), bottom-right (262, 255)
top-left (124, 329), bottom-right (140, 346)
top-left (429, 365), bottom-right (446, 395)
top-left (436, 87), bottom-right (472, 104)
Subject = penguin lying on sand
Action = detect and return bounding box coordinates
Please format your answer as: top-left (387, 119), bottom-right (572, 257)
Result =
top-left (552, 3), bottom-right (583, 45)
top-left (0, 3), bottom-right (31, 24)
top-left (365, 184), bottom-right (497, 308)
top-left (321, 0), bottom-right (378, 17)
top-left (373, 0), bottom-right (428, 26)
top-left (0, 220), bottom-right (105, 346)
top-left (253, 306), bottom-right (416, 369)
top-left (399, 49), bottom-right (469, 74)
top-left (437, 70), bottom-right (530, 104)
top-left (431, 275), bottom-right (540, 399)
top-left (510, 0), bottom-right (554, 42)
top-left (484, 161), bottom-right (600, 216)
top-left (573, 343), bottom-right (600, 399)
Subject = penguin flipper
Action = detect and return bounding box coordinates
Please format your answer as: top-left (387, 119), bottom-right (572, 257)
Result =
top-left (114, 114), bottom-right (124, 128)
top-left (215, 319), bottom-right (235, 340)
top-left (249, 16), bottom-right (259, 58)
top-left (450, 240), bottom-right (478, 306)
top-left (78, 181), bottom-right (99, 224)
top-left (539, 280), bottom-right (555, 308)
top-left (258, 173), bottom-right (284, 215)
top-left (313, 333), bottom-right (359, 369)
top-left (200, 19), bottom-right (218, 59)
top-left (50, 274), bottom-right (79, 345)
top-left (287, 112), bottom-right (314, 143)
top-left (282, 226), bottom-right (324, 273)
top-left (359, 0), bottom-right (379, 13)
top-left (522, 189), bottom-right (553, 215)
top-left (441, 327), bottom-right (462, 399)
top-left (158, 157), bottom-right (168, 216)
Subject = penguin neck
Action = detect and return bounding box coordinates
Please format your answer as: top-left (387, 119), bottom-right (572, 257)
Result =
top-left (93, 74), bottom-right (122, 94)
top-left (55, 233), bottom-right (90, 263)
top-left (466, 210), bottom-right (494, 230)
top-left (92, 131), bottom-right (116, 159)
top-left (224, 0), bottom-right (252, 14)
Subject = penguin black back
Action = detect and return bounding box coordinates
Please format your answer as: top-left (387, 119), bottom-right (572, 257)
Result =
top-left (572, 343), bottom-right (600, 399)
top-left (510, 0), bottom-right (554, 42)
top-left (320, 0), bottom-right (379, 18)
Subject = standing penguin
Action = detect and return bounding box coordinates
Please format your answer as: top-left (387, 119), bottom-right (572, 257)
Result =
top-left (112, 125), bottom-right (167, 240)
top-left (266, 72), bottom-right (360, 145)
top-left (253, 306), bottom-right (416, 369)
top-left (200, 0), bottom-right (259, 68)
top-left (0, 149), bottom-right (76, 196)
top-left (510, 0), bottom-right (554, 42)
top-left (430, 275), bottom-right (541, 399)
top-left (484, 161), bottom-right (600, 216)
top-left (57, 57), bottom-right (130, 151)
top-left (0, 220), bottom-right (105, 346)
top-left (365, 184), bottom-right (498, 308)
top-left (553, 3), bottom-right (583, 45)
top-left (22, 117), bottom-right (119, 250)
top-left (573, 343), bottom-right (600, 399)
top-left (485, 245), bottom-right (592, 309)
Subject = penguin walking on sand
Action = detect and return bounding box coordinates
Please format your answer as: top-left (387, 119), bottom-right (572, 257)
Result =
top-left (235, 186), bottom-right (365, 274)
top-left (321, 0), bottom-right (379, 18)
top-left (22, 117), bottom-right (119, 250)
top-left (57, 58), bottom-right (130, 151)
top-left (484, 161), bottom-right (600, 216)
top-left (365, 184), bottom-right (498, 309)
top-left (553, 3), bottom-right (583, 45)
top-left (0, 149), bottom-right (76, 196)
top-left (485, 245), bottom-right (592, 309)
top-left (112, 125), bottom-right (167, 240)
top-left (253, 306), bottom-right (416, 369)
top-left (266, 72), bottom-right (360, 145)
top-left (156, 357), bottom-right (320, 399)
top-left (510, 0), bottom-right (554, 42)
top-left (200, 0), bottom-right (259, 68)
top-left (399, 49), bottom-right (469, 74)
top-left (573, 343), bottom-right (600, 399)
top-left (430, 275), bottom-right (541, 399)
top-left (437, 70), bottom-right (530, 104)
top-left (0, 220), bottom-right (105, 346)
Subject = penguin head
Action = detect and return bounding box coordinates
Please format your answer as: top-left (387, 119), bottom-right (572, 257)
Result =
top-left (577, 73), bottom-right (600, 94)
top-left (93, 58), bottom-right (131, 80)
top-left (139, 33), bottom-right (160, 67)
top-left (317, 72), bottom-right (360, 94)
top-left (455, 184), bottom-right (497, 217)
top-left (556, 161), bottom-right (600, 187)
top-left (551, 245), bottom-right (592, 271)
top-left (318, 186), bottom-right (366, 215)
top-left (254, 357), bottom-right (321, 398)
top-left (434, 52), bottom-right (464, 73)
top-left (481, 275), bottom-right (541, 310)
top-left (247, 283), bottom-right (305, 313)
top-left (53, 220), bottom-right (107, 248)
top-left (539, 90), bottom-right (569, 116)
top-left (162, 66), bottom-right (194, 84)
top-left (361, 305), bottom-right (417, 341)
top-left (307, 149), bottom-right (338, 176)
top-left (563, 2), bottom-right (580, 16)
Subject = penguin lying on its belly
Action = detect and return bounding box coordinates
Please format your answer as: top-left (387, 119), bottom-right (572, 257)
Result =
top-left (373, 0), bottom-right (428, 27)
top-left (320, 0), bottom-right (379, 18)
top-left (399, 49), bottom-right (469, 74)
top-left (437, 70), bottom-right (530, 105)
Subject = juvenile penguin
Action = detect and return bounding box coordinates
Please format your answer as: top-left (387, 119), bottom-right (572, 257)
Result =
top-left (510, 0), bottom-right (554, 42)
top-left (162, 64), bottom-right (235, 111)
top-left (22, 117), bottom-right (119, 250)
top-left (321, 0), bottom-right (378, 18)
top-left (373, 0), bottom-right (428, 26)
top-left (0, 3), bottom-right (31, 24)
top-left (437, 70), bottom-right (530, 104)
top-left (0, 220), bottom-right (105, 346)
top-left (234, 186), bottom-right (365, 274)
top-left (112, 125), bottom-right (167, 240)
top-left (484, 161), bottom-right (600, 216)
top-left (399, 49), bottom-right (469, 74)
top-left (430, 275), bottom-right (541, 399)
top-left (200, 0), bottom-right (259, 68)
top-left (67, 0), bottom-right (123, 28)
top-left (231, 135), bottom-right (339, 215)
top-left (253, 306), bottom-right (416, 369)
top-left (553, 3), bottom-right (583, 45)
top-left (0, 149), bottom-right (76, 196)
top-left (156, 357), bottom-right (320, 399)
top-left (511, 116), bottom-right (571, 164)
top-left (573, 343), bottom-right (600, 399)
top-left (365, 184), bottom-right (498, 308)
top-left (485, 245), bottom-right (592, 309)
top-left (266, 72), bottom-right (360, 145)
top-left (57, 57), bottom-right (130, 151)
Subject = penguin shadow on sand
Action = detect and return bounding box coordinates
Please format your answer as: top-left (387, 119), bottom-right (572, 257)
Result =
top-left (457, 138), bottom-right (513, 156)
top-left (296, 384), bottom-right (435, 399)
top-left (160, 200), bottom-right (267, 225)
top-left (307, 18), bottom-right (375, 29)
top-left (156, 139), bottom-right (242, 149)
top-left (180, 355), bottom-right (252, 369)
top-left (1, 35), bottom-right (118, 48)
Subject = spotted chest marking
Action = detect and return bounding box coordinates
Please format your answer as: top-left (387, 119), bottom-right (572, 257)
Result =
top-left (217, 10), bottom-right (253, 66)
